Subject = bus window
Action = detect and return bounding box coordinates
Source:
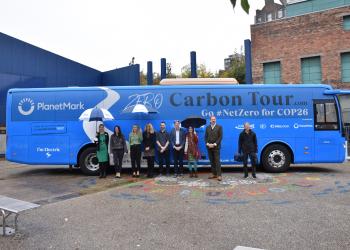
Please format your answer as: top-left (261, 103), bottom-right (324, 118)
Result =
top-left (314, 100), bottom-right (339, 130)
top-left (338, 94), bottom-right (350, 125)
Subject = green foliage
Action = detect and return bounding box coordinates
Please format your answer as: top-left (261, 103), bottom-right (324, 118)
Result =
top-left (181, 64), bottom-right (191, 78)
top-left (217, 49), bottom-right (246, 83)
top-left (166, 63), bottom-right (177, 78)
top-left (153, 73), bottom-right (160, 85)
top-left (230, 0), bottom-right (250, 14)
top-left (140, 71), bottom-right (147, 85)
top-left (181, 64), bottom-right (215, 78)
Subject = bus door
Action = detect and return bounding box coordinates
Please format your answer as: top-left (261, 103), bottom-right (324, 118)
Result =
top-left (313, 99), bottom-right (341, 162)
top-left (335, 94), bottom-right (350, 160)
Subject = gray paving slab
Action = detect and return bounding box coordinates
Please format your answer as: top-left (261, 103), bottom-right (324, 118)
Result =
top-left (0, 161), bottom-right (349, 249)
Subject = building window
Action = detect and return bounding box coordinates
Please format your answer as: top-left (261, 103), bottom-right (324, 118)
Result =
top-left (277, 9), bottom-right (284, 19)
top-left (344, 15), bottom-right (350, 31)
top-left (263, 61), bottom-right (281, 84)
top-left (257, 17), bottom-right (262, 23)
top-left (342, 52), bottom-right (350, 83)
top-left (301, 56), bottom-right (321, 84)
top-left (267, 13), bottom-right (272, 22)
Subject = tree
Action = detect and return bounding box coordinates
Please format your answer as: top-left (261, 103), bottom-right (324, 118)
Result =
top-left (230, 0), bottom-right (250, 14)
top-left (140, 71), bottom-right (160, 85)
top-left (140, 71), bottom-right (147, 85)
top-left (166, 63), bottom-right (176, 78)
top-left (217, 48), bottom-right (246, 83)
top-left (197, 64), bottom-right (215, 78)
top-left (181, 64), bottom-right (191, 78)
top-left (181, 64), bottom-right (215, 78)
top-left (153, 72), bottom-right (161, 85)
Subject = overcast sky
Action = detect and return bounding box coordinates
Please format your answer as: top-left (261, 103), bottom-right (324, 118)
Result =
top-left (0, 0), bottom-right (265, 74)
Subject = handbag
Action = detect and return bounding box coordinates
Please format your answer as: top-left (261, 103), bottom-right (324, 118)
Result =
top-left (234, 152), bottom-right (243, 162)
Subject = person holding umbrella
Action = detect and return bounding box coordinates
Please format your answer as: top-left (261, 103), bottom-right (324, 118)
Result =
top-left (181, 116), bottom-right (206, 178)
top-left (129, 125), bottom-right (143, 177)
top-left (95, 124), bottom-right (109, 178)
top-left (184, 126), bottom-right (200, 178)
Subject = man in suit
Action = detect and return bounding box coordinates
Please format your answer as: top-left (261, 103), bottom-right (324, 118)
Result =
top-left (170, 120), bottom-right (186, 177)
top-left (238, 122), bottom-right (258, 179)
top-left (156, 121), bottom-right (170, 176)
top-left (205, 116), bottom-right (223, 181)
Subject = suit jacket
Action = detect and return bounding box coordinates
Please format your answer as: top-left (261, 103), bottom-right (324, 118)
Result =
top-left (238, 129), bottom-right (258, 154)
top-left (205, 124), bottom-right (223, 149)
top-left (170, 128), bottom-right (186, 149)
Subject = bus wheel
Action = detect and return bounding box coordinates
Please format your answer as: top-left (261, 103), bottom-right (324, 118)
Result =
top-left (79, 147), bottom-right (99, 176)
top-left (262, 144), bottom-right (291, 173)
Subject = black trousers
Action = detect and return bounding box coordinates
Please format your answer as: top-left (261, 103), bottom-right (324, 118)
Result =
top-left (207, 149), bottom-right (221, 177)
top-left (243, 152), bottom-right (258, 176)
top-left (145, 156), bottom-right (155, 177)
top-left (99, 161), bottom-right (108, 177)
top-left (173, 146), bottom-right (184, 175)
top-left (130, 144), bottom-right (141, 173)
top-left (158, 150), bottom-right (170, 175)
top-left (112, 149), bottom-right (124, 174)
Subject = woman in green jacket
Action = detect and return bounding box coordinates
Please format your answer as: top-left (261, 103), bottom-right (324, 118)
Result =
top-left (95, 124), bottom-right (109, 178)
top-left (129, 125), bottom-right (143, 177)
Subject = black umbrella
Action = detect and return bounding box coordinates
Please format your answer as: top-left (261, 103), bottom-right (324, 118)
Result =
top-left (181, 116), bottom-right (206, 128)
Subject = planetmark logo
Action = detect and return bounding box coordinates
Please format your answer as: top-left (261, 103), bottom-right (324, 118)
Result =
top-left (293, 123), bottom-right (313, 129)
top-left (18, 98), bottom-right (35, 115)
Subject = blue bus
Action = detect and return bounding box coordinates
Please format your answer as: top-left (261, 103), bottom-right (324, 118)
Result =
top-left (6, 81), bottom-right (350, 175)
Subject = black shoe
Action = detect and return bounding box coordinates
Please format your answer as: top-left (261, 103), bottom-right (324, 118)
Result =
top-left (244, 175), bottom-right (248, 178)
top-left (252, 174), bottom-right (257, 179)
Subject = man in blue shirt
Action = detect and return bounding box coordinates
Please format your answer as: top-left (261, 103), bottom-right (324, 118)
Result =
top-left (170, 120), bottom-right (186, 177)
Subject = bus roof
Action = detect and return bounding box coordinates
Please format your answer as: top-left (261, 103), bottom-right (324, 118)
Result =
top-left (8, 83), bottom-right (333, 93)
top-left (159, 78), bottom-right (238, 85)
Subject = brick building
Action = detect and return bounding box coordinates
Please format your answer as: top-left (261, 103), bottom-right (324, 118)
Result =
top-left (251, 0), bottom-right (350, 87)
top-left (255, 0), bottom-right (286, 24)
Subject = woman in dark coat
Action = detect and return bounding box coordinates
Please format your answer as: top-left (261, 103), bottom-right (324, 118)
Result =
top-left (110, 125), bottom-right (128, 178)
top-left (95, 124), bottom-right (109, 178)
top-left (184, 126), bottom-right (200, 178)
top-left (143, 123), bottom-right (156, 178)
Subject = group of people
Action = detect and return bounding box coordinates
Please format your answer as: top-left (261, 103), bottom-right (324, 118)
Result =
top-left (95, 116), bottom-right (258, 180)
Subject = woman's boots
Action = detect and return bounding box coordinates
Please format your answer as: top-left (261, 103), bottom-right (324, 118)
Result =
top-left (189, 170), bottom-right (198, 178)
top-left (194, 170), bottom-right (198, 178)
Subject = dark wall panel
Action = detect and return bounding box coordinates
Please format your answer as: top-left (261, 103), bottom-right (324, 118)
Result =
top-left (102, 64), bottom-right (140, 86)
top-left (0, 32), bottom-right (141, 126)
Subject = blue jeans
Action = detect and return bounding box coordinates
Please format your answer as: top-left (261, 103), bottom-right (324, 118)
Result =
top-left (188, 160), bottom-right (197, 171)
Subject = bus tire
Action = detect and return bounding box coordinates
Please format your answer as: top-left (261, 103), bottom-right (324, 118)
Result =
top-left (262, 144), bottom-right (291, 173)
top-left (79, 147), bottom-right (100, 176)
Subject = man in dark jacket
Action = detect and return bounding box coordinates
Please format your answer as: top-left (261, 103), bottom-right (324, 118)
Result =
top-left (238, 122), bottom-right (258, 178)
top-left (170, 120), bottom-right (186, 177)
top-left (205, 116), bottom-right (223, 181)
top-left (156, 121), bottom-right (170, 176)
